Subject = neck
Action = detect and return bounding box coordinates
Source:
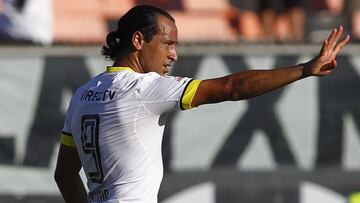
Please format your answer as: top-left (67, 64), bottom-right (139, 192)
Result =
top-left (113, 52), bottom-right (144, 73)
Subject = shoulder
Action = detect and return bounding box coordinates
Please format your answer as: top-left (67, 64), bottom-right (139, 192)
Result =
top-left (140, 73), bottom-right (191, 87)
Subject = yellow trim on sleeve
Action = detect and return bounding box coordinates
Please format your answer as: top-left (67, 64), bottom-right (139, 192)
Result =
top-left (181, 79), bottom-right (201, 110)
top-left (106, 66), bottom-right (135, 73)
top-left (60, 133), bottom-right (76, 148)
top-left (350, 192), bottom-right (360, 203)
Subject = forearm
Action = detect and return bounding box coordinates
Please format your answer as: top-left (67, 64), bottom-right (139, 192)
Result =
top-left (192, 26), bottom-right (349, 107)
top-left (56, 174), bottom-right (88, 203)
top-left (226, 64), bottom-right (304, 100)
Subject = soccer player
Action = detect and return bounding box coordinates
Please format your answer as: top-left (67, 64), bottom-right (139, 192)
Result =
top-left (54, 5), bottom-right (349, 203)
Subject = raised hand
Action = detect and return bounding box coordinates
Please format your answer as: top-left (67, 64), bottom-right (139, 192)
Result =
top-left (303, 26), bottom-right (350, 77)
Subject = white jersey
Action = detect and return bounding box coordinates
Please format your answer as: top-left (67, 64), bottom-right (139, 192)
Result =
top-left (60, 67), bottom-right (201, 203)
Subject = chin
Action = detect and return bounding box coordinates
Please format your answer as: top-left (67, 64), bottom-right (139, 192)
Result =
top-left (160, 69), bottom-right (169, 76)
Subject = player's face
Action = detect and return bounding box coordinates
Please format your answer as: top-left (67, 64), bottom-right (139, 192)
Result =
top-left (139, 15), bottom-right (178, 76)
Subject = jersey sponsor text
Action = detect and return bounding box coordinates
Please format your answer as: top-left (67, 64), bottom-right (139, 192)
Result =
top-left (80, 89), bottom-right (116, 102)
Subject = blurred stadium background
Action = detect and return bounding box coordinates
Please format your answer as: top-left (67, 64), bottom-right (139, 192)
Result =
top-left (1, 0), bottom-right (360, 203)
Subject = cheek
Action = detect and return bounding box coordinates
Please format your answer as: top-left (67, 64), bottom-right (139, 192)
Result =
top-left (141, 44), bottom-right (167, 70)
top-left (158, 44), bottom-right (169, 56)
top-left (152, 48), bottom-right (167, 63)
top-left (142, 47), bottom-right (155, 61)
top-left (143, 51), bottom-right (161, 71)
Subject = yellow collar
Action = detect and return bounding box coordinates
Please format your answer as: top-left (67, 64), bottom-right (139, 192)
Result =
top-left (106, 66), bottom-right (135, 73)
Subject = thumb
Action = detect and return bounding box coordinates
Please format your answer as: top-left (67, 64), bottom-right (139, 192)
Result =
top-left (321, 60), bottom-right (337, 71)
top-left (328, 60), bottom-right (337, 69)
top-left (332, 60), bottom-right (337, 67)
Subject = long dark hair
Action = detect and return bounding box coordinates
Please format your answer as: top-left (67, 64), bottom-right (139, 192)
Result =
top-left (101, 5), bottom-right (175, 60)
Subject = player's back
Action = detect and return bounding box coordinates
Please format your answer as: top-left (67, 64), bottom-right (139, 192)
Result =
top-left (68, 67), bottom-right (166, 202)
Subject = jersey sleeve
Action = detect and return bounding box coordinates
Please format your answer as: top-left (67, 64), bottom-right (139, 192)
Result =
top-left (60, 132), bottom-right (76, 147)
top-left (138, 74), bottom-right (201, 115)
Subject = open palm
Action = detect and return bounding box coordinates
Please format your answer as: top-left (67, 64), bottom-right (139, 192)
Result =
top-left (305, 26), bottom-right (350, 77)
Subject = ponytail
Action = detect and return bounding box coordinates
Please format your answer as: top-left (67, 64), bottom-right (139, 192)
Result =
top-left (102, 30), bottom-right (122, 60)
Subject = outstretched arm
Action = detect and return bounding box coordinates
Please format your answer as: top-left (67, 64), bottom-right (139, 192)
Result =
top-left (54, 145), bottom-right (88, 203)
top-left (191, 26), bottom-right (350, 107)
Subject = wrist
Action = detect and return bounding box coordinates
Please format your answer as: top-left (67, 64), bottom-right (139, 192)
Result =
top-left (300, 63), bottom-right (312, 78)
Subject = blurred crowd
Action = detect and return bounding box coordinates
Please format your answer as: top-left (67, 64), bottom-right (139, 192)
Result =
top-left (0, 0), bottom-right (359, 45)
top-left (0, 0), bottom-right (52, 45)
top-left (230, 0), bottom-right (360, 43)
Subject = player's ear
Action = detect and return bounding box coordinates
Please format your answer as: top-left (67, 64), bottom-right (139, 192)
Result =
top-left (132, 31), bottom-right (144, 51)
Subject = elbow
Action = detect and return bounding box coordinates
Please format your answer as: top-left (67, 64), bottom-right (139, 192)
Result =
top-left (225, 76), bottom-right (247, 101)
top-left (54, 168), bottom-right (67, 186)
top-left (54, 169), bottom-right (71, 190)
top-left (54, 169), bottom-right (62, 184)
top-left (54, 167), bottom-right (80, 186)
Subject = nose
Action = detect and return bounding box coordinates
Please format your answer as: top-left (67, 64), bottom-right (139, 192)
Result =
top-left (169, 46), bottom-right (177, 62)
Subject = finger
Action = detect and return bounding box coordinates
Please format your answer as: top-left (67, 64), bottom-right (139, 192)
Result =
top-left (333, 26), bottom-right (344, 42)
top-left (325, 28), bottom-right (338, 53)
top-left (327, 28), bottom-right (338, 43)
top-left (324, 69), bottom-right (333, 75)
top-left (320, 39), bottom-right (329, 55)
top-left (328, 28), bottom-right (339, 50)
top-left (322, 27), bottom-right (339, 54)
top-left (333, 34), bottom-right (350, 54)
